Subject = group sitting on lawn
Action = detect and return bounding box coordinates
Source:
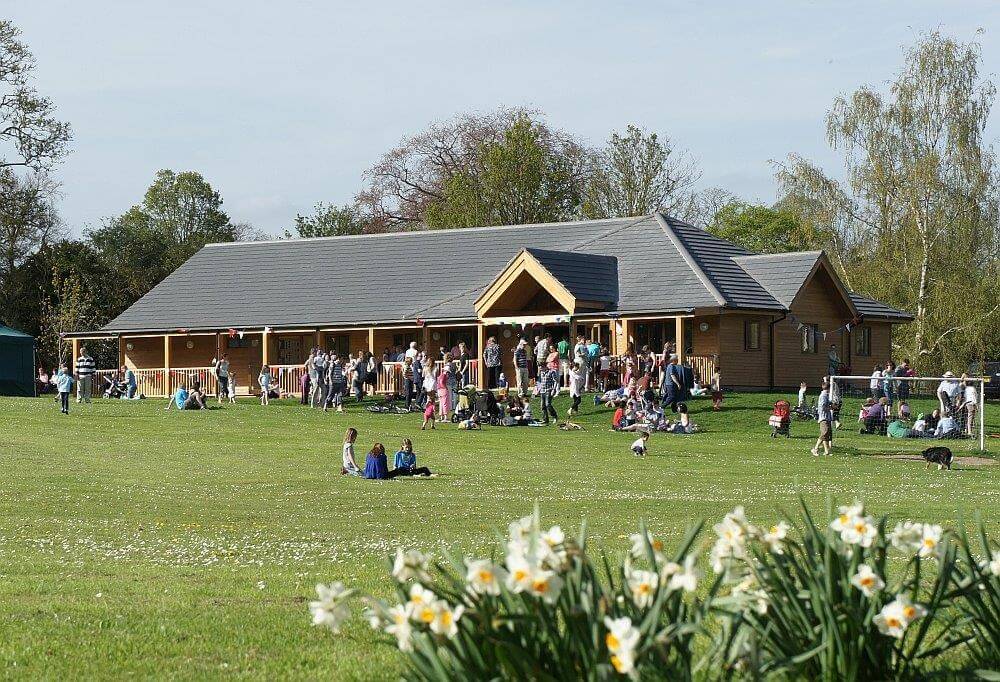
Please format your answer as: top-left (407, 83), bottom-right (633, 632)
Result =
top-left (341, 429), bottom-right (434, 480)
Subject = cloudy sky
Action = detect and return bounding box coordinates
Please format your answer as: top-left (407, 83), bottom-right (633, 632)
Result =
top-left (9, 1), bottom-right (1000, 236)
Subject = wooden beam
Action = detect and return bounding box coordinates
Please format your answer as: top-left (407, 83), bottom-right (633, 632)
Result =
top-left (422, 325), bottom-right (430, 352)
top-left (314, 329), bottom-right (321, 349)
top-left (476, 323), bottom-right (486, 390)
top-left (215, 332), bottom-right (222, 364)
top-left (368, 328), bottom-right (375, 354)
top-left (70, 338), bottom-right (79, 369)
top-left (118, 335), bottom-right (125, 369)
top-left (675, 316), bottom-right (685, 363)
top-left (163, 335), bottom-right (172, 395)
top-left (262, 330), bottom-right (270, 366)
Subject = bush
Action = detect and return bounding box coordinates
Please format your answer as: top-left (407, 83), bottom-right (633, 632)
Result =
top-left (307, 502), bottom-right (1000, 680)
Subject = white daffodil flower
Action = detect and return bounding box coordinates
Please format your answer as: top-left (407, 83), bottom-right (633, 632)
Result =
top-left (505, 552), bottom-right (534, 593)
top-left (465, 558), bottom-right (507, 596)
top-left (988, 551), bottom-right (1000, 577)
top-left (429, 601), bottom-right (464, 638)
top-left (918, 524), bottom-right (943, 558)
top-left (604, 616), bottom-right (640, 675)
top-left (309, 582), bottom-right (353, 632)
top-left (874, 594), bottom-right (927, 638)
top-left (763, 521), bottom-right (790, 554)
top-left (626, 568), bottom-right (658, 607)
top-left (542, 525), bottom-right (565, 548)
top-left (668, 556), bottom-right (700, 593)
top-left (385, 604), bottom-right (414, 651)
top-left (841, 515), bottom-right (878, 548)
top-left (830, 501), bottom-right (865, 533)
top-left (407, 583), bottom-right (436, 610)
top-left (628, 531), bottom-right (666, 562)
top-left (850, 564), bottom-right (885, 597)
top-left (508, 515), bottom-right (536, 544)
top-left (392, 548), bottom-right (431, 583)
top-left (528, 569), bottom-right (563, 604)
top-left (888, 521), bottom-right (924, 554)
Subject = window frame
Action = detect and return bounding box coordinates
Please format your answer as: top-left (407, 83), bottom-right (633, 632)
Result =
top-left (744, 319), bottom-right (761, 351)
top-left (855, 326), bottom-right (871, 357)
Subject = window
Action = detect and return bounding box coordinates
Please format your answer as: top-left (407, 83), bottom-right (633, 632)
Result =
top-left (744, 320), bottom-right (761, 351)
top-left (801, 324), bottom-right (819, 354)
top-left (855, 326), bottom-right (871, 357)
top-left (324, 334), bottom-right (350, 358)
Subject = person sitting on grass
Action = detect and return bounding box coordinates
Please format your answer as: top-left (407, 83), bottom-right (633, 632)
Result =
top-left (165, 383), bottom-right (205, 410)
top-left (925, 408), bottom-right (941, 432)
top-left (342, 427), bottom-right (362, 477)
top-left (393, 438), bottom-right (432, 477)
top-left (912, 412), bottom-right (928, 433)
top-left (612, 404), bottom-right (625, 430)
top-left (363, 442), bottom-right (397, 480)
top-left (934, 412), bottom-right (962, 439)
top-left (631, 431), bottom-right (650, 457)
top-left (668, 403), bottom-right (695, 434)
top-left (421, 390), bottom-right (436, 430)
top-left (887, 417), bottom-right (928, 439)
top-left (458, 413), bottom-right (481, 430)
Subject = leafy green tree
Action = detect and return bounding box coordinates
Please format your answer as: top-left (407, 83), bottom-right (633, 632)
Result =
top-left (706, 201), bottom-right (830, 253)
top-left (584, 125), bottom-right (700, 219)
top-left (38, 269), bottom-right (95, 366)
top-left (285, 202), bottom-right (364, 238)
top-left (425, 115), bottom-right (582, 228)
top-left (778, 32), bottom-right (1000, 370)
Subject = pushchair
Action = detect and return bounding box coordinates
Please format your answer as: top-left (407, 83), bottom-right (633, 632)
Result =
top-left (474, 389), bottom-right (503, 425)
top-left (452, 386), bottom-right (477, 423)
top-left (769, 400), bottom-right (791, 437)
top-left (103, 375), bottom-right (128, 399)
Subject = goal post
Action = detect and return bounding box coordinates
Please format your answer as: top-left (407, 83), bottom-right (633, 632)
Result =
top-left (829, 374), bottom-right (989, 453)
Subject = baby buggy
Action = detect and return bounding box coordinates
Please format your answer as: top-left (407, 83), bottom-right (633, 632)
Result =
top-left (769, 400), bottom-right (791, 437)
top-left (103, 374), bottom-right (128, 399)
top-left (474, 389), bottom-right (503, 425)
top-left (451, 387), bottom-right (477, 423)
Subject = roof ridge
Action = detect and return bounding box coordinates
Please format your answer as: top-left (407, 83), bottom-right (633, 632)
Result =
top-left (653, 213), bottom-right (727, 306)
top-left (732, 250), bottom-right (823, 260)
top-left (204, 216), bottom-right (636, 248)
top-left (566, 214), bottom-right (654, 251)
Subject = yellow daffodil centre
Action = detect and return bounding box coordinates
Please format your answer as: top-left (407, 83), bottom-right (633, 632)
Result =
top-left (606, 633), bottom-right (620, 650)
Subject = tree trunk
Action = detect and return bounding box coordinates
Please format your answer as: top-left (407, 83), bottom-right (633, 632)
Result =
top-left (914, 235), bottom-right (930, 356)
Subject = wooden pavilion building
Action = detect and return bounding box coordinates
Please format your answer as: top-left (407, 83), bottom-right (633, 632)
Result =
top-left (67, 213), bottom-right (912, 397)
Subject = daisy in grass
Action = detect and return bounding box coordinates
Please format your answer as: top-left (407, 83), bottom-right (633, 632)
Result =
top-left (850, 564), bottom-right (885, 597)
top-left (309, 582), bottom-right (353, 632)
top-left (604, 616), bottom-right (640, 676)
top-left (874, 594), bottom-right (927, 639)
top-left (464, 559), bottom-right (507, 596)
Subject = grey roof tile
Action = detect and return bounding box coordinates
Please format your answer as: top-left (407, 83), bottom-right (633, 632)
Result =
top-left (849, 294), bottom-right (914, 321)
top-left (732, 252), bottom-right (822, 307)
top-left (523, 248), bottom-right (618, 303)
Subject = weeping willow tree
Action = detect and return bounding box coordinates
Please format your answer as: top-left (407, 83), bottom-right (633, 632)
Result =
top-left (777, 32), bottom-right (1000, 372)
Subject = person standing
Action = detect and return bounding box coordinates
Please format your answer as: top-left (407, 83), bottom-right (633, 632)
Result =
top-left (513, 339), bottom-right (530, 397)
top-left (959, 375), bottom-right (979, 436)
top-left (258, 365), bottom-right (274, 406)
top-left (401, 356), bottom-right (415, 409)
top-left (869, 365), bottom-right (884, 401)
top-left (311, 350), bottom-right (327, 408)
top-left (573, 335), bottom-right (589, 392)
top-left (214, 354), bottom-right (230, 405)
top-left (123, 365), bottom-right (137, 399)
top-left (896, 358), bottom-right (913, 402)
top-left (567, 361), bottom-right (585, 416)
top-left (483, 336), bottom-right (502, 390)
top-left (55, 364), bottom-right (73, 414)
top-left (75, 345), bottom-right (96, 403)
top-left (534, 334), bottom-right (550, 379)
top-left (811, 379), bottom-right (834, 457)
top-left (537, 361), bottom-right (559, 424)
top-left (662, 354), bottom-right (682, 412)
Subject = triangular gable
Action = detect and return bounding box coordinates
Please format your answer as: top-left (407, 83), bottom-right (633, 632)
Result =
top-left (473, 249), bottom-right (617, 318)
top-left (733, 251), bottom-right (859, 317)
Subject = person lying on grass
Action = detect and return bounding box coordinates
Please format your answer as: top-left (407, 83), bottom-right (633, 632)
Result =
top-left (393, 438), bottom-right (432, 477)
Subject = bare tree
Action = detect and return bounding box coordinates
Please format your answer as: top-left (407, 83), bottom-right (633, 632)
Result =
top-left (0, 168), bottom-right (59, 321)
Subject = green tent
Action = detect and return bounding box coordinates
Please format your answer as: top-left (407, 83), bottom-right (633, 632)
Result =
top-left (0, 325), bottom-right (35, 396)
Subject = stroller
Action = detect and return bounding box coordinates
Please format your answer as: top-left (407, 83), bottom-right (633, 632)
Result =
top-left (474, 389), bottom-right (503, 425)
top-left (769, 400), bottom-right (791, 437)
top-left (452, 386), bottom-right (477, 423)
top-left (103, 374), bottom-right (128, 399)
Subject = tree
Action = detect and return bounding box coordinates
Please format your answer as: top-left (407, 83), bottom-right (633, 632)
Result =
top-left (706, 200), bottom-right (830, 253)
top-left (0, 169), bottom-right (59, 325)
top-left (0, 21), bottom-right (72, 172)
top-left (583, 125), bottom-right (700, 219)
top-left (424, 115), bottom-right (583, 228)
top-left (285, 202), bottom-right (364, 238)
top-left (777, 32), bottom-right (1000, 370)
top-left (38, 269), bottom-right (95, 367)
top-left (359, 107), bottom-right (589, 228)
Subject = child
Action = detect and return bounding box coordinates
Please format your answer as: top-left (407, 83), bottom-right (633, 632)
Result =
top-left (631, 431), bottom-right (650, 457)
top-left (711, 369), bottom-right (723, 411)
top-left (567, 361), bottom-right (584, 416)
top-left (363, 442), bottom-right (394, 480)
top-left (797, 382), bottom-right (807, 409)
top-left (227, 371), bottom-right (237, 403)
top-left (458, 413), bottom-right (481, 430)
top-left (55, 364), bottom-right (73, 415)
top-left (421, 391), bottom-right (436, 430)
top-left (258, 365), bottom-right (273, 406)
top-left (393, 438), bottom-right (432, 477)
top-left (342, 427), bottom-right (361, 476)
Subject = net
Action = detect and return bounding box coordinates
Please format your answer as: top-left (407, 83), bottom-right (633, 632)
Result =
top-left (829, 374), bottom-right (987, 453)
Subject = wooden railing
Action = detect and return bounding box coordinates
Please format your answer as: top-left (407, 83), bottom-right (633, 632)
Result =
top-left (607, 353), bottom-right (717, 390)
top-left (271, 364), bottom-right (306, 396)
top-left (169, 367), bottom-right (218, 396)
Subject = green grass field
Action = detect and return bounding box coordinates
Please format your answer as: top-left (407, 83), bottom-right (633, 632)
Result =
top-left (1, 392), bottom-right (997, 679)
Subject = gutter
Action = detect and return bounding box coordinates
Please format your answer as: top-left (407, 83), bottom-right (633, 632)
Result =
top-left (768, 312), bottom-right (788, 391)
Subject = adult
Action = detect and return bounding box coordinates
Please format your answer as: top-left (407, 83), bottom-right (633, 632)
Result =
top-left (896, 358), bottom-right (913, 402)
top-left (573, 335), bottom-right (589, 390)
top-left (123, 365), bottom-right (137, 399)
top-left (404, 341), bottom-right (419, 362)
top-left (958, 375), bottom-right (979, 436)
top-left (311, 349), bottom-right (327, 408)
top-left (881, 360), bottom-right (896, 407)
top-left (75, 345), bottom-right (96, 404)
top-left (304, 349), bottom-right (317, 405)
top-left (456, 342), bottom-right (472, 387)
top-left (827, 344), bottom-right (841, 378)
top-left (587, 338), bottom-right (601, 390)
top-left (534, 334), bottom-right (551, 379)
top-left (165, 383), bottom-right (205, 410)
top-left (325, 354), bottom-right (346, 412)
top-left (483, 336), bottom-right (502, 389)
top-left (214, 354), bottom-right (231, 405)
top-left (401, 356), bottom-right (416, 408)
top-left (513, 340), bottom-right (530, 397)
top-left (937, 371), bottom-right (960, 416)
top-left (537, 361), bottom-right (559, 424)
top-left (811, 379), bottom-right (834, 456)
top-left (556, 336), bottom-right (570, 365)
top-left (934, 412), bottom-right (961, 439)
top-left (661, 354), bottom-right (684, 413)
top-left (37, 366), bottom-right (51, 395)
top-left (869, 365), bottom-right (883, 401)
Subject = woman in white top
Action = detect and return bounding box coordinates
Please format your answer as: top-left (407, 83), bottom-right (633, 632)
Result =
top-left (342, 427), bottom-right (361, 476)
top-left (421, 358), bottom-right (437, 403)
top-left (959, 377), bottom-right (978, 435)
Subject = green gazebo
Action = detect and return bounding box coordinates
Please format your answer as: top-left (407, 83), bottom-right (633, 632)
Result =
top-left (0, 325), bottom-right (35, 397)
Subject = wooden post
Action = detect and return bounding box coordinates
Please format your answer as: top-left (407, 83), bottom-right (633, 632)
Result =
top-left (476, 323), bottom-right (486, 390)
top-left (163, 335), bottom-right (172, 395)
top-left (368, 327), bottom-right (375, 354)
top-left (675, 317), bottom-right (685, 363)
top-left (422, 325), bottom-right (430, 352)
top-left (70, 338), bottom-right (79, 371)
top-left (262, 330), bottom-right (270, 366)
top-left (118, 335), bottom-right (126, 369)
top-left (314, 329), bottom-right (321, 349)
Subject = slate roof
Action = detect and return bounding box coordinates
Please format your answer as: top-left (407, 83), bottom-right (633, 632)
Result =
top-left (100, 213), bottom-right (912, 333)
top-left (732, 251), bottom-right (823, 308)
top-left (849, 294), bottom-right (914, 321)
top-left (522, 248), bottom-right (618, 303)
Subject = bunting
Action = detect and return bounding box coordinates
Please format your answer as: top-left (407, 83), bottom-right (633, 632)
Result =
top-left (787, 313), bottom-right (862, 338)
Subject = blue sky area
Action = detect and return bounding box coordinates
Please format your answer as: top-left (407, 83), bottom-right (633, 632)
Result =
top-left (9, 1), bottom-right (1000, 236)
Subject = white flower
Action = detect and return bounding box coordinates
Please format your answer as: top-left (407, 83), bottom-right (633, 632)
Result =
top-left (874, 594), bottom-right (927, 639)
top-left (392, 548), bottom-right (431, 583)
top-left (309, 582), bottom-right (353, 632)
top-left (763, 521), bottom-right (790, 554)
top-left (888, 521), bottom-right (924, 554)
top-left (987, 551), bottom-right (1000, 577)
top-left (711, 511), bottom-right (752, 577)
top-left (505, 553), bottom-right (534, 593)
top-left (830, 501), bottom-right (865, 533)
top-left (667, 556), bottom-right (700, 593)
top-left (465, 558), bottom-right (507, 596)
top-left (542, 525), bottom-right (565, 549)
top-left (604, 616), bottom-right (640, 675)
top-left (850, 564), bottom-right (885, 597)
top-left (385, 604), bottom-right (414, 651)
top-left (732, 576), bottom-right (768, 614)
top-left (528, 569), bottom-right (563, 604)
top-left (256, 580), bottom-right (267, 590)
top-left (508, 514), bottom-right (536, 543)
top-left (840, 515), bottom-right (878, 548)
top-left (407, 583), bottom-right (436, 610)
top-left (429, 601), bottom-right (464, 638)
top-left (627, 568), bottom-right (659, 607)
top-left (918, 524), bottom-right (943, 558)
top-left (629, 530), bottom-right (666, 561)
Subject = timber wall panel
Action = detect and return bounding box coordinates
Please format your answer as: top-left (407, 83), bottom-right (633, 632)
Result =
top-left (719, 314), bottom-right (771, 388)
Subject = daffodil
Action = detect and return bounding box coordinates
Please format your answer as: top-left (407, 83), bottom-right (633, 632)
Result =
top-left (528, 569), bottom-right (563, 604)
top-left (841, 515), bottom-right (878, 547)
top-left (874, 594), bottom-right (926, 638)
top-left (628, 530), bottom-right (666, 562)
top-left (407, 583), bottom-right (435, 610)
top-left (604, 616), bottom-right (640, 675)
top-left (505, 553), bottom-right (534, 593)
top-left (309, 582), bottom-right (353, 632)
top-left (830, 501), bottom-right (865, 533)
top-left (763, 521), bottom-right (790, 554)
top-left (626, 568), bottom-right (658, 607)
top-left (850, 564), bottom-right (885, 597)
top-left (392, 548), bottom-right (431, 583)
top-left (987, 550), bottom-right (1000, 577)
top-left (888, 521), bottom-right (924, 554)
top-left (465, 558), bottom-right (507, 596)
top-left (918, 524), bottom-right (943, 558)
top-left (385, 604), bottom-right (414, 651)
top-left (667, 556), bottom-right (700, 593)
top-left (429, 601), bottom-right (464, 638)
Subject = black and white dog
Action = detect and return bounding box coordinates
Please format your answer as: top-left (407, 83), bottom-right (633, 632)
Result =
top-left (921, 446), bottom-right (954, 470)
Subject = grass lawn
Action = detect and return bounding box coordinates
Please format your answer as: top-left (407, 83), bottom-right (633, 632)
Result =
top-left (1, 391), bottom-right (997, 679)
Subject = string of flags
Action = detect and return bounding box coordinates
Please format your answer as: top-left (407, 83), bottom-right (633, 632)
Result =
top-left (787, 313), bottom-right (862, 340)
top-left (489, 315), bottom-right (572, 327)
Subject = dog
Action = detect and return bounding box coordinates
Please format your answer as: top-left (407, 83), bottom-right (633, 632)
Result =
top-left (921, 446), bottom-right (954, 470)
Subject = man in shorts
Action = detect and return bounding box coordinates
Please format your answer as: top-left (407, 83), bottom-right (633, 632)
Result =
top-left (811, 379), bottom-right (834, 456)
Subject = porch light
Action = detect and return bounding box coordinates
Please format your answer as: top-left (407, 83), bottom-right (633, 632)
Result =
top-left (185, 340), bottom-right (194, 349)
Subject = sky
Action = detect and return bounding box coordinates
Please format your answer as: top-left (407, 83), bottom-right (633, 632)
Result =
top-left (8, 1), bottom-right (1000, 237)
